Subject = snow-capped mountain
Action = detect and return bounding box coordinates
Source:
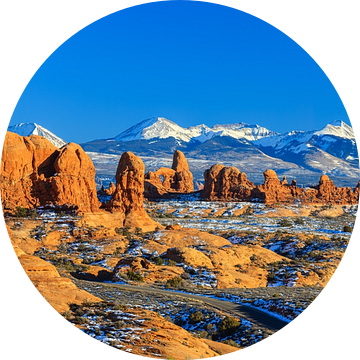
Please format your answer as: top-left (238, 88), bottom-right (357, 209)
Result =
top-left (82, 117), bottom-right (358, 187)
top-left (8, 123), bottom-right (67, 148)
top-left (255, 120), bottom-right (358, 163)
top-left (113, 117), bottom-right (277, 143)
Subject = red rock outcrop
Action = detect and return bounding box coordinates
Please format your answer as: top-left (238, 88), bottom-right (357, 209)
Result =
top-left (253, 169), bottom-right (294, 203)
top-left (106, 152), bottom-right (145, 213)
top-left (105, 151), bottom-right (158, 229)
top-left (144, 150), bottom-right (194, 198)
top-left (202, 164), bottom-right (255, 200)
top-left (202, 164), bottom-right (359, 205)
top-left (98, 181), bottom-right (116, 197)
top-left (1, 132), bottom-right (100, 212)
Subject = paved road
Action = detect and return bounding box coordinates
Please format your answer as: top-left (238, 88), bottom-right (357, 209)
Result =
top-left (83, 280), bottom-right (289, 331)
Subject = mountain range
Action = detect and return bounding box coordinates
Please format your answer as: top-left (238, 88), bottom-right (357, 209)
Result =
top-left (7, 118), bottom-right (360, 187)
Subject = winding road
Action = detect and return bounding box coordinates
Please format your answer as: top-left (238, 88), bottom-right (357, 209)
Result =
top-left (82, 280), bottom-right (289, 331)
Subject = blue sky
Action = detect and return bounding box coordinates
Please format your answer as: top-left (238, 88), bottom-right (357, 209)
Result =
top-left (9, 1), bottom-right (350, 143)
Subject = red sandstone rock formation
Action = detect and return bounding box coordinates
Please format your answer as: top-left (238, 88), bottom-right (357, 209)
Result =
top-left (105, 151), bottom-right (157, 228)
top-left (171, 150), bottom-right (193, 192)
top-left (253, 169), bottom-right (294, 203)
top-left (144, 150), bottom-right (194, 198)
top-left (98, 181), bottom-right (116, 197)
top-left (1, 132), bottom-right (100, 212)
top-left (202, 164), bottom-right (255, 200)
top-left (202, 163), bottom-right (359, 205)
top-left (107, 152), bottom-right (145, 213)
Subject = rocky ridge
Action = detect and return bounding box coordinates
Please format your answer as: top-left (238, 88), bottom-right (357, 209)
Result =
top-left (202, 164), bottom-right (359, 205)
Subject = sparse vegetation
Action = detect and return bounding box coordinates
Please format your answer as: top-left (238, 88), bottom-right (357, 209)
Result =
top-left (126, 271), bottom-right (144, 282)
top-left (14, 206), bottom-right (28, 218)
top-left (165, 277), bottom-right (183, 288)
top-left (218, 316), bottom-right (240, 335)
top-left (189, 311), bottom-right (204, 324)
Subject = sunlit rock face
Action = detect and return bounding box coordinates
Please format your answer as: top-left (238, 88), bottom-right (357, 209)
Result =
top-left (202, 164), bottom-right (359, 205)
top-left (1, 132), bottom-right (100, 212)
top-left (144, 150), bottom-right (194, 199)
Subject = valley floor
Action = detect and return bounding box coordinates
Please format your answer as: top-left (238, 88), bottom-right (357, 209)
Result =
top-left (6, 198), bottom-right (356, 357)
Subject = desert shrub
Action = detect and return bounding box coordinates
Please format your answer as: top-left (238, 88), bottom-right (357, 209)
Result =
top-left (114, 320), bottom-right (125, 329)
top-left (153, 256), bottom-right (165, 266)
top-left (74, 316), bottom-right (89, 324)
top-left (134, 227), bottom-right (142, 235)
top-left (113, 247), bottom-right (123, 256)
top-left (215, 350), bottom-right (223, 355)
top-left (273, 293), bottom-right (280, 298)
top-left (151, 327), bottom-right (159, 332)
top-left (29, 209), bottom-right (37, 219)
top-left (165, 277), bottom-right (182, 288)
top-left (267, 272), bottom-right (276, 283)
top-left (198, 330), bottom-right (208, 338)
top-left (343, 225), bottom-right (353, 233)
top-left (115, 226), bottom-right (131, 236)
top-left (127, 271), bottom-right (144, 282)
top-left (74, 308), bottom-right (85, 316)
top-left (189, 311), bottom-right (204, 324)
top-left (294, 217), bottom-right (305, 225)
top-left (62, 310), bottom-right (72, 320)
top-left (222, 339), bottom-right (240, 348)
top-left (278, 218), bottom-right (292, 227)
top-left (206, 323), bottom-right (214, 331)
top-left (167, 259), bottom-right (177, 266)
top-left (250, 254), bottom-right (257, 262)
top-left (14, 206), bottom-right (28, 218)
top-left (218, 316), bottom-right (240, 335)
top-left (77, 243), bottom-right (88, 252)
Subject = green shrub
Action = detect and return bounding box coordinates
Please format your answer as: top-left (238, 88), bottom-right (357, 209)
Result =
top-left (153, 256), bottom-right (165, 266)
top-left (294, 217), bottom-right (305, 225)
top-left (165, 277), bottom-right (182, 288)
top-left (134, 227), bottom-right (142, 235)
top-left (14, 206), bottom-right (28, 218)
top-left (189, 311), bottom-right (204, 324)
top-left (278, 218), bottom-right (292, 227)
top-left (267, 272), bottom-right (276, 282)
top-left (250, 254), bottom-right (257, 262)
top-left (127, 271), bottom-right (144, 282)
top-left (167, 259), bottom-right (177, 266)
top-left (343, 225), bottom-right (353, 233)
top-left (218, 316), bottom-right (240, 335)
top-left (222, 339), bottom-right (240, 348)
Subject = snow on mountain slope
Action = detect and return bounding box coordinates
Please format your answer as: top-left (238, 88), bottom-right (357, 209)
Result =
top-left (255, 120), bottom-right (357, 159)
top-left (8, 123), bottom-right (67, 148)
top-left (113, 117), bottom-right (277, 143)
top-left (314, 120), bottom-right (354, 139)
top-left (113, 117), bottom-right (192, 142)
